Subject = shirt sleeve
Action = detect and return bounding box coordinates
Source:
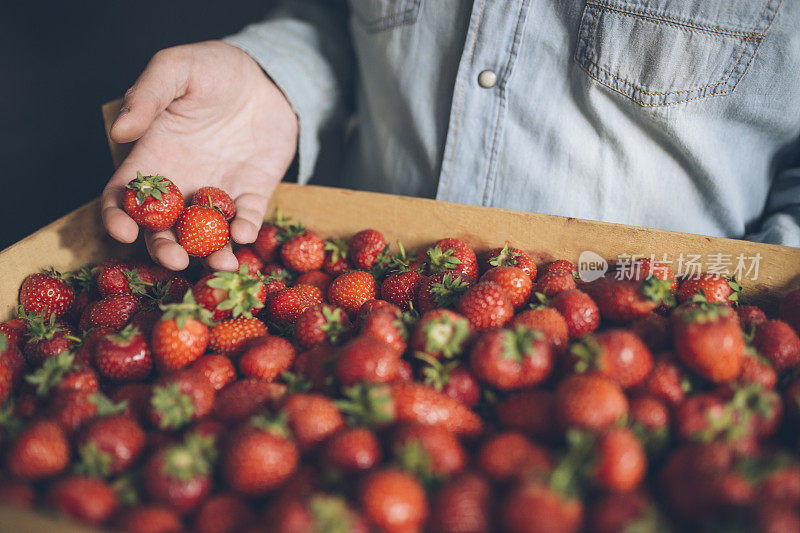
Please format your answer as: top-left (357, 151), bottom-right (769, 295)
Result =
top-left (745, 160), bottom-right (800, 248)
top-left (223, 0), bottom-right (354, 184)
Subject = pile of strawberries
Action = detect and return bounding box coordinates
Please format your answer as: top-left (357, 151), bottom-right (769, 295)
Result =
top-left (1, 211), bottom-right (800, 533)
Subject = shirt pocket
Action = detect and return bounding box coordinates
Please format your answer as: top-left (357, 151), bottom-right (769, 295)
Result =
top-left (349, 0), bottom-right (422, 33)
top-left (574, 0), bottom-right (782, 106)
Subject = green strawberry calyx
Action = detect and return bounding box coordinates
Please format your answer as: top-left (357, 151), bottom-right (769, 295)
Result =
top-left (75, 441), bottom-right (113, 478)
top-left (488, 244), bottom-right (520, 268)
top-left (395, 440), bottom-right (436, 486)
top-left (429, 273), bottom-right (469, 309)
top-left (426, 245), bottom-right (461, 274)
top-left (127, 172), bottom-right (172, 205)
top-left (324, 237), bottom-right (349, 264)
top-left (123, 268), bottom-right (153, 297)
top-left (421, 313), bottom-right (470, 359)
top-left (549, 429), bottom-right (596, 498)
top-left (206, 264), bottom-right (266, 319)
top-left (151, 382), bottom-right (196, 430)
top-left (25, 350), bottom-right (76, 397)
top-left (159, 291), bottom-right (214, 330)
top-left (416, 351), bottom-right (459, 391)
top-left (308, 495), bottom-right (353, 533)
top-left (501, 326), bottom-right (544, 363)
top-left (318, 306), bottom-right (350, 345)
top-left (639, 276), bottom-right (676, 306)
top-left (335, 383), bottom-right (396, 428)
top-left (162, 433), bottom-right (215, 481)
top-left (250, 411), bottom-right (291, 439)
top-left (70, 266), bottom-right (97, 293)
top-left (89, 392), bottom-right (128, 416)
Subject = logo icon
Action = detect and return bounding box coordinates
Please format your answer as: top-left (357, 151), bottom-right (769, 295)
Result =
top-left (578, 251), bottom-right (608, 282)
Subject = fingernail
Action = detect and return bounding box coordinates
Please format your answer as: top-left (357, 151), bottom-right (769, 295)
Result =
top-left (118, 106), bottom-right (130, 116)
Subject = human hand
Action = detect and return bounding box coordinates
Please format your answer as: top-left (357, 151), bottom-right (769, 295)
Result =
top-left (102, 41), bottom-right (298, 271)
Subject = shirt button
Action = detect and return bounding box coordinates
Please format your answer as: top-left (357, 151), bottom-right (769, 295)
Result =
top-left (478, 70), bottom-right (497, 88)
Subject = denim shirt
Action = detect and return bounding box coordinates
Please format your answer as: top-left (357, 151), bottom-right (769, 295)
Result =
top-left (224, 0), bottom-right (800, 247)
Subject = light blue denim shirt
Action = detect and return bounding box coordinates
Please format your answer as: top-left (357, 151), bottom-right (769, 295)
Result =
top-left (225, 0), bottom-right (800, 247)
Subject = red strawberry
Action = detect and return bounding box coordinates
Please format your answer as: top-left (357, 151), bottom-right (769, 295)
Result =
top-left (477, 431), bottom-right (552, 483)
top-left (253, 219), bottom-right (289, 263)
top-left (392, 422), bottom-right (466, 478)
top-left (391, 382), bottom-right (483, 436)
top-left (336, 335), bottom-right (402, 385)
top-left (323, 237), bottom-right (350, 275)
top-left (47, 475), bottom-right (118, 526)
top-left (737, 305), bottom-right (768, 330)
top-left (123, 172), bottom-right (184, 231)
top-left (737, 349), bottom-right (777, 389)
top-left (470, 326), bottom-right (553, 390)
top-left (82, 292), bottom-right (141, 331)
top-left (677, 273), bottom-right (740, 305)
top-left (753, 319), bottom-right (800, 372)
top-left (323, 427), bottom-right (382, 473)
top-left (381, 270), bottom-right (425, 311)
top-left (417, 271), bottom-right (476, 313)
top-left (411, 309), bottom-right (471, 359)
top-left (570, 329), bottom-right (653, 388)
top-left (673, 393), bottom-right (732, 443)
top-left (267, 284), bottom-right (324, 327)
top-left (281, 229), bottom-right (325, 273)
top-left (270, 494), bottom-right (367, 533)
top-left (542, 259), bottom-right (579, 277)
top-left (585, 277), bottom-right (674, 323)
top-left (239, 334), bottom-right (296, 381)
top-left (94, 324), bottom-right (152, 382)
top-left (293, 344), bottom-right (338, 392)
top-left (457, 281), bottom-right (514, 331)
top-left (426, 238), bottom-right (478, 279)
top-left (429, 472), bottom-right (492, 533)
top-left (0, 318), bottom-right (26, 347)
top-left (494, 390), bottom-right (557, 440)
top-left (149, 370), bottom-right (215, 430)
top-left (192, 494), bottom-right (256, 533)
top-left (511, 307), bottom-right (569, 351)
top-left (480, 266), bottom-right (532, 309)
top-left (779, 289), bottom-right (800, 335)
top-left (24, 350), bottom-right (95, 398)
top-left (114, 505), bottom-right (183, 533)
top-left (349, 229), bottom-right (387, 270)
top-left (282, 393), bottom-right (345, 452)
top-left (191, 185), bottom-right (236, 220)
top-left (592, 427), bottom-right (647, 492)
top-left (212, 378), bottom-right (285, 423)
top-left (192, 266), bottom-right (267, 321)
top-left (535, 269), bottom-right (577, 297)
top-left (294, 304), bottom-right (351, 348)
top-left (110, 383), bottom-right (151, 423)
top-left (76, 414), bottom-right (146, 476)
top-left (360, 468), bottom-right (429, 533)
top-left (634, 355), bottom-right (689, 406)
top-left (361, 304), bottom-right (411, 353)
top-left (144, 433), bottom-right (215, 514)
top-left (222, 414), bottom-right (299, 495)
top-left (19, 268), bottom-right (75, 318)
top-left (480, 245), bottom-right (537, 281)
top-left (96, 262), bottom-right (154, 299)
top-left (235, 246), bottom-right (265, 276)
top-left (209, 316), bottom-right (268, 355)
top-left (6, 419), bottom-right (69, 479)
top-left (176, 204), bottom-right (230, 257)
top-left (672, 303), bottom-right (745, 382)
top-left (151, 292), bottom-right (212, 371)
top-left (189, 353), bottom-right (236, 391)
top-left (629, 313), bottom-right (671, 353)
top-left (550, 289), bottom-right (600, 338)
top-left (0, 334), bottom-right (25, 403)
top-left (630, 395), bottom-right (670, 436)
top-left (48, 389), bottom-right (108, 433)
top-left (327, 270), bottom-right (377, 317)
top-left (555, 374), bottom-right (629, 431)
top-left (21, 313), bottom-right (78, 366)
top-left (295, 270), bottom-right (333, 294)
top-left (501, 480), bottom-right (583, 533)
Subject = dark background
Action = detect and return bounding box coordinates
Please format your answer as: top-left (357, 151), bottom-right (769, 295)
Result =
top-left (0, 1), bottom-right (276, 250)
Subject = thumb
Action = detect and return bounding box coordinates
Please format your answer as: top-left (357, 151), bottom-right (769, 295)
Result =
top-left (110, 47), bottom-right (193, 143)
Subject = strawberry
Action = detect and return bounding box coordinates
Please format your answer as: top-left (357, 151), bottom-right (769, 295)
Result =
top-left (480, 266), bottom-right (532, 309)
top-left (392, 381), bottom-right (483, 436)
top-left (429, 472), bottom-right (492, 533)
top-left (253, 217), bottom-right (291, 263)
top-left (556, 374), bottom-right (629, 431)
top-left (673, 393), bottom-right (731, 443)
top-left (592, 427), bottom-right (647, 492)
top-left (20, 312), bottom-right (78, 366)
top-left (512, 307), bottom-right (569, 351)
top-left (0, 334), bottom-right (25, 404)
top-left (588, 492), bottom-right (662, 533)
top-left (0, 318), bottom-right (27, 347)
top-left (239, 334), bottom-right (296, 381)
top-left (189, 353), bottom-right (236, 391)
top-left (494, 389), bottom-right (558, 440)
top-left (269, 493), bottom-right (367, 533)
top-left (6, 419), bottom-right (69, 479)
top-left (630, 395), bottom-right (670, 437)
top-left (114, 505), bottom-right (183, 533)
top-left (323, 427), bottom-right (382, 473)
top-left (626, 257), bottom-right (677, 288)
top-left (535, 269), bottom-right (577, 297)
top-left (294, 304), bottom-right (351, 348)
top-left (282, 393), bottom-right (345, 452)
top-left (267, 284), bottom-right (324, 327)
top-left (411, 309), bottom-right (471, 359)
top-left (327, 270), bottom-right (377, 317)
top-left (360, 468), bottom-right (429, 533)
top-left (281, 229), bottom-right (325, 273)
top-left (235, 246), bottom-right (265, 276)
top-left (209, 316), bottom-right (268, 355)
top-left (82, 292), bottom-right (141, 331)
top-left (19, 268), bottom-right (75, 318)
top-left (585, 277), bottom-right (674, 323)
top-left (97, 262), bottom-right (155, 299)
top-left (432, 365), bottom-right (481, 407)
top-left (293, 344), bottom-right (338, 392)
top-left (110, 383), bottom-right (151, 423)
top-left (76, 414), bottom-right (146, 476)
top-left (94, 324), bottom-right (152, 382)
top-left (47, 475), bottom-right (118, 526)
top-left (417, 271), bottom-right (476, 313)
top-left (542, 259), bottom-right (579, 277)
top-left (123, 172), bottom-right (184, 231)
top-left (477, 431), bottom-right (552, 483)
top-left (361, 304), bottom-right (412, 353)
top-left (191, 185), bottom-right (236, 220)
top-left (737, 349), bottom-right (777, 389)
top-left (426, 238), bottom-right (479, 279)
top-left (470, 326), bottom-right (553, 390)
top-left (677, 273), bottom-right (740, 305)
top-left (295, 270), bottom-right (333, 294)
top-left (381, 270), bottom-right (425, 311)
top-left (192, 265), bottom-right (267, 321)
top-left (629, 313), bottom-right (671, 353)
top-left (501, 480), bottom-right (583, 533)
top-left (149, 370), bottom-right (215, 431)
top-left (212, 378), bottom-right (285, 423)
top-left (192, 494), bottom-right (256, 533)
top-left (323, 237), bottom-right (350, 275)
top-left (24, 350), bottom-right (90, 398)
top-left (176, 204), bottom-right (230, 257)
top-left (570, 329), bottom-right (653, 388)
top-left (349, 229), bottom-right (387, 270)
top-left (737, 305), bottom-right (768, 330)
top-left (480, 244), bottom-right (537, 281)
top-left (779, 289), bottom-right (800, 335)
top-left (550, 289), bottom-right (600, 338)
top-left (222, 414), bottom-right (299, 495)
top-left (144, 433), bottom-right (216, 514)
top-left (336, 335), bottom-right (402, 385)
top-left (457, 281), bottom-right (514, 331)
top-left (151, 292), bottom-right (212, 371)
top-left (752, 319), bottom-right (800, 372)
top-left (672, 302), bottom-right (745, 382)
top-left (392, 422), bottom-right (466, 479)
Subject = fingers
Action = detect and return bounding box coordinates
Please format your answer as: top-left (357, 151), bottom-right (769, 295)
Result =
top-left (231, 192), bottom-right (271, 244)
top-left (145, 230), bottom-right (190, 271)
top-left (101, 183), bottom-right (139, 244)
top-left (110, 47), bottom-right (193, 144)
top-left (205, 241), bottom-right (239, 272)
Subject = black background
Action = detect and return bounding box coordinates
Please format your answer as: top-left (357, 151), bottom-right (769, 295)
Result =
top-left (0, 1), bottom-right (276, 250)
